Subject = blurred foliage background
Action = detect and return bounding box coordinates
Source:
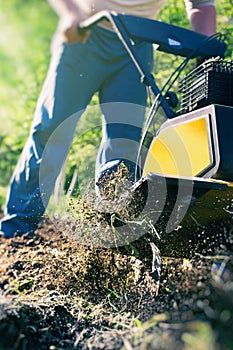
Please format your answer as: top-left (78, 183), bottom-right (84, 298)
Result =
top-left (0, 0), bottom-right (232, 209)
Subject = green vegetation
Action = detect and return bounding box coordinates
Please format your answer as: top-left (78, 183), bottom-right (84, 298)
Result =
top-left (0, 0), bottom-right (57, 207)
top-left (0, 0), bottom-right (233, 209)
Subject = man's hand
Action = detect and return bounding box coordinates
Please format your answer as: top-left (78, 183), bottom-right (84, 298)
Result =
top-left (48, 0), bottom-right (90, 44)
top-left (62, 15), bottom-right (90, 44)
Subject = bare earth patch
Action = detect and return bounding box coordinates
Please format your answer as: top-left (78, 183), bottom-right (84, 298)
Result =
top-left (1, 167), bottom-right (233, 350)
top-left (0, 211), bottom-right (233, 349)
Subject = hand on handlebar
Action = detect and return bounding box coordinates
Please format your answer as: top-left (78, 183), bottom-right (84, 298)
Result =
top-left (62, 15), bottom-right (90, 44)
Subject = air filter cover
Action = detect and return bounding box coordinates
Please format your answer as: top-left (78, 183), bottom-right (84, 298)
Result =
top-left (179, 57), bottom-right (233, 114)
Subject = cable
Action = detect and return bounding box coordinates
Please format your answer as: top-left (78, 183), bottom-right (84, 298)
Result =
top-left (144, 32), bottom-right (224, 132)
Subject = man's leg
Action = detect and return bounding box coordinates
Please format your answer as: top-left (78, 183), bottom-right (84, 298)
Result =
top-left (0, 37), bottom-right (104, 238)
top-left (96, 40), bottom-right (153, 184)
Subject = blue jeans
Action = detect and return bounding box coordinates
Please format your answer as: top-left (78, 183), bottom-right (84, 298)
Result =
top-left (0, 25), bottom-right (153, 237)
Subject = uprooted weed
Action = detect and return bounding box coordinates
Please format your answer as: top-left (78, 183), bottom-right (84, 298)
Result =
top-left (54, 162), bottom-right (152, 249)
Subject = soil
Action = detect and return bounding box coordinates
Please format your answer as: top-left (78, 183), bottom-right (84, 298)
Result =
top-left (1, 172), bottom-right (233, 350)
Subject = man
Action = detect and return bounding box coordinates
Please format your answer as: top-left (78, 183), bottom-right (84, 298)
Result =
top-left (0, 0), bottom-right (216, 238)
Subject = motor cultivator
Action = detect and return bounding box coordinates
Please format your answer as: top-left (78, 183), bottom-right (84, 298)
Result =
top-left (79, 12), bottom-right (233, 243)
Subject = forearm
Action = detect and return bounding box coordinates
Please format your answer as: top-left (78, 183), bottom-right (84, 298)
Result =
top-left (187, 5), bottom-right (216, 36)
top-left (47, 0), bottom-right (81, 18)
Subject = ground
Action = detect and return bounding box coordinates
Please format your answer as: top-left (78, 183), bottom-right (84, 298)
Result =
top-left (0, 178), bottom-right (233, 350)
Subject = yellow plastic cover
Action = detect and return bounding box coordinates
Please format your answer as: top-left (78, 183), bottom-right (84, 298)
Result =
top-left (143, 116), bottom-right (213, 177)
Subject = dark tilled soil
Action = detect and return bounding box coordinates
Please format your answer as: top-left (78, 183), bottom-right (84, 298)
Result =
top-left (1, 214), bottom-right (233, 350)
top-left (0, 170), bottom-right (233, 350)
